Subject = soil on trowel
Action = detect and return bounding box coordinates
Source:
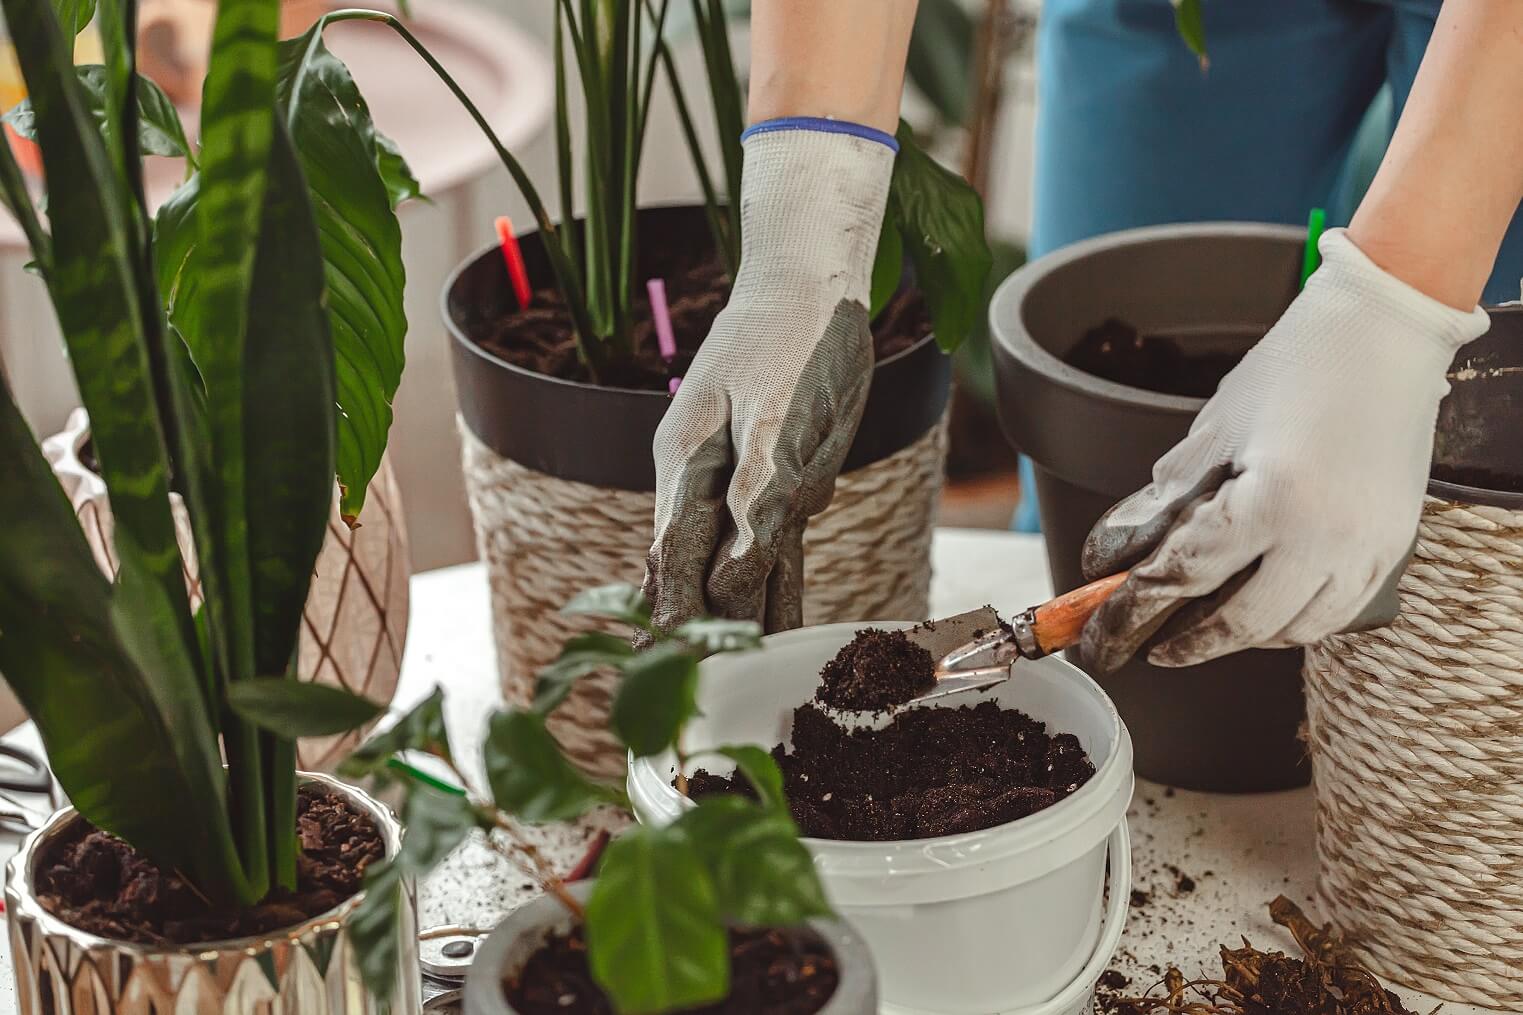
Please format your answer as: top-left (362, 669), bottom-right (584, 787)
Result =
top-left (469, 215), bottom-right (931, 390)
top-left (1097, 896), bottom-right (1415, 1015)
top-left (1065, 318), bottom-right (1243, 399)
top-left (505, 925), bottom-right (840, 1015)
top-left (35, 786), bottom-right (384, 944)
top-left (813, 627), bottom-right (936, 713)
top-left (690, 698), bottom-right (1094, 841)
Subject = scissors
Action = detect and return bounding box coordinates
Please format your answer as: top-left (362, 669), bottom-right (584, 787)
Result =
top-left (0, 744), bottom-right (58, 836)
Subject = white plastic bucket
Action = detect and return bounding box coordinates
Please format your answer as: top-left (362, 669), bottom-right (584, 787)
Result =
top-left (628, 622), bottom-right (1135, 1013)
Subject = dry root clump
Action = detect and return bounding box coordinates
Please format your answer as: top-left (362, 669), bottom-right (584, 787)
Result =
top-left (1101, 897), bottom-right (1414, 1015)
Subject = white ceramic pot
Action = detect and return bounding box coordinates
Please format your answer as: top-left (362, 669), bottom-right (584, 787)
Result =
top-left (628, 622), bottom-right (1135, 1014)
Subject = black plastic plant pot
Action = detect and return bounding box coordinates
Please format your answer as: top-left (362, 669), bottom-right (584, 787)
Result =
top-left (443, 204), bottom-right (950, 493)
top-left (991, 223), bottom-right (1312, 792)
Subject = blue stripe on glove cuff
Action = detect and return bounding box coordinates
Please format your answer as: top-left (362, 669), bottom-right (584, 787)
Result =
top-left (739, 116), bottom-right (899, 152)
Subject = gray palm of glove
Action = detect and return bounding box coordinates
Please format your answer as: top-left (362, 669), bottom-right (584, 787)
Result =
top-left (643, 124), bottom-right (895, 633)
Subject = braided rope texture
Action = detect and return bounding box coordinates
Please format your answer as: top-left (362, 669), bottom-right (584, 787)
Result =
top-left (1306, 496), bottom-right (1523, 1006)
top-left (460, 413), bottom-right (948, 778)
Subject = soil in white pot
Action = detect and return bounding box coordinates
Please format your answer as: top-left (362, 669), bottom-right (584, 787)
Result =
top-left (506, 924), bottom-right (839, 1015)
top-left (34, 785), bottom-right (382, 944)
top-left (688, 626), bottom-right (1096, 840)
top-left (468, 221), bottom-right (931, 391)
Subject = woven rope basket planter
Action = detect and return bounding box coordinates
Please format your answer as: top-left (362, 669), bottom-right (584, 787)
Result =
top-left (1306, 494), bottom-right (1523, 1006)
top-left (461, 413), bottom-right (948, 778)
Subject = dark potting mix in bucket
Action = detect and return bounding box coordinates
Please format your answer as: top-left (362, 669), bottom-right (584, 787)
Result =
top-left (687, 625), bottom-right (1096, 840)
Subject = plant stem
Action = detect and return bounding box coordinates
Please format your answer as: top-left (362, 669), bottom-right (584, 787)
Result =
top-left (489, 813), bottom-right (586, 919)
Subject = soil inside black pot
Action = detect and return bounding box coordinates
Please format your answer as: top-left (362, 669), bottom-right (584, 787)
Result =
top-left (689, 624), bottom-right (1096, 841)
top-left (504, 925), bottom-right (839, 1015)
top-left (1064, 318), bottom-right (1248, 399)
top-left (35, 785), bottom-right (383, 945)
top-left (812, 627), bottom-right (935, 714)
top-left (469, 220), bottom-right (931, 391)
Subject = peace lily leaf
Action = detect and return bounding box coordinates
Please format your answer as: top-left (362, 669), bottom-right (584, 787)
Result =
top-left (706, 745), bottom-right (786, 813)
top-left (483, 710), bottom-right (622, 822)
top-left (533, 631), bottom-right (634, 716)
top-left (675, 796), bottom-right (830, 927)
top-left (227, 679), bottom-right (385, 738)
top-left (674, 617), bottom-right (762, 654)
top-left (905, 0), bottom-right (973, 126)
top-left (375, 131), bottom-right (423, 207)
top-left (888, 122), bottom-right (992, 353)
top-left (342, 688), bottom-right (453, 776)
top-left (587, 825), bottom-right (729, 1014)
top-left (1173, 0), bottom-right (1209, 70)
top-left (868, 210), bottom-right (904, 321)
top-left (610, 641), bottom-right (700, 757)
top-left (561, 583), bottom-right (652, 630)
top-left (2, 67), bottom-right (193, 163)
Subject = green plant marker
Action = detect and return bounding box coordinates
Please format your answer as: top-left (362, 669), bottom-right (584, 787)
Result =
top-left (1300, 207), bottom-right (1326, 289)
top-left (385, 757), bottom-right (467, 797)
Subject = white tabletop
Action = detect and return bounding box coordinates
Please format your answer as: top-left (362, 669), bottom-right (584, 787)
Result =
top-left (0, 529), bottom-right (1497, 1014)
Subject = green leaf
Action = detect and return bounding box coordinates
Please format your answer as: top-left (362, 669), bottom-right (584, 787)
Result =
top-left (1172, 0), bottom-right (1209, 69)
top-left (869, 214), bottom-right (904, 321)
top-left (586, 825), bottom-right (729, 1014)
top-left (342, 688), bottom-right (453, 776)
top-left (674, 617), bottom-right (762, 654)
top-left (483, 710), bottom-right (621, 822)
top-left (561, 583), bottom-right (652, 630)
top-left (610, 641), bottom-right (700, 757)
top-left (533, 631), bottom-right (634, 716)
top-left (398, 781), bottom-right (483, 869)
top-left (4, 66), bottom-right (193, 164)
top-left (374, 131), bottom-right (423, 207)
top-left (675, 796), bottom-right (830, 927)
top-left (226, 679), bottom-right (385, 738)
top-left (905, 0), bottom-right (973, 126)
top-left (705, 745), bottom-right (785, 813)
top-left (888, 122), bottom-right (992, 353)
top-left (349, 861), bottom-right (409, 1003)
top-left (51, 0), bottom-right (93, 35)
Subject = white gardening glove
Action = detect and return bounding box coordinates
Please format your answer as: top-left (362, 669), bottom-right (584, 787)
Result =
top-left (1080, 229), bottom-right (1490, 673)
top-left (643, 118), bottom-right (896, 633)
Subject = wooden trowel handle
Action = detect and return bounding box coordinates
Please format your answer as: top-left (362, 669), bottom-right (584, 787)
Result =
top-left (1020, 572), bottom-right (1130, 657)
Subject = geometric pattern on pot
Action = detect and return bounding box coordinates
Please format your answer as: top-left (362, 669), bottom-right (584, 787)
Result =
top-left (458, 412), bottom-right (949, 779)
top-left (3, 775), bottom-right (421, 1015)
top-left (40, 409), bottom-right (409, 771)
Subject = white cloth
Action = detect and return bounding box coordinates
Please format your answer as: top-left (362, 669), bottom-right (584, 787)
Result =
top-left (1081, 228), bottom-right (1492, 671)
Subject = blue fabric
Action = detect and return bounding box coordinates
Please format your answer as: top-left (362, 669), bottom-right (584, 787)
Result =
top-left (1012, 0), bottom-right (1523, 532)
top-left (739, 117), bottom-right (899, 152)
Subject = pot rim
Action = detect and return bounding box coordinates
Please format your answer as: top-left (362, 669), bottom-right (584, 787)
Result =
top-left (440, 205), bottom-right (941, 403)
top-left (628, 622), bottom-right (1134, 881)
top-left (463, 880), bottom-right (878, 1015)
top-left (990, 220), bottom-right (1305, 416)
top-left (3, 771), bottom-right (400, 955)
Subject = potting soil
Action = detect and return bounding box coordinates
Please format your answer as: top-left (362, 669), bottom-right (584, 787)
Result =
top-left (35, 787), bottom-right (383, 944)
top-left (813, 627), bottom-right (936, 713)
top-left (504, 925), bottom-right (840, 1015)
top-left (1065, 318), bottom-right (1243, 399)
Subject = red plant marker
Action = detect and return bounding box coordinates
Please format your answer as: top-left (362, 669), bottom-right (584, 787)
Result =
top-left (495, 215), bottom-right (532, 310)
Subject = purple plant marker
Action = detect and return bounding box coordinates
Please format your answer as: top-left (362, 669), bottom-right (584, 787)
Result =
top-left (648, 278), bottom-right (683, 395)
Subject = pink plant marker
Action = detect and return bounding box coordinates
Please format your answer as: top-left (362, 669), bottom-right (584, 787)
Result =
top-left (495, 215), bottom-right (532, 309)
top-left (669, 377), bottom-right (682, 395)
top-left (648, 278), bottom-right (684, 395)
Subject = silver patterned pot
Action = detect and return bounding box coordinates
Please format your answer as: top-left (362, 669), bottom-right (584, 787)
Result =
top-left (462, 882), bottom-right (877, 1014)
top-left (4, 773), bottom-right (421, 1015)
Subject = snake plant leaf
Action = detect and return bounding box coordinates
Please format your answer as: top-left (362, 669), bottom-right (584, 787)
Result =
top-left (587, 823), bottom-right (730, 1014)
top-left (674, 795), bottom-right (830, 926)
top-left (888, 121), bottom-right (992, 353)
top-left (227, 679), bottom-right (385, 738)
top-left (483, 709), bottom-right (624, 822)
top-left (610, 641), bottom-right (700, 757)
top-left (50, 0), bottom-right (93, 36)
top-left (2, 68), bottom-right (193, 163)
top-left (0, 377), bottom-right (244, 899)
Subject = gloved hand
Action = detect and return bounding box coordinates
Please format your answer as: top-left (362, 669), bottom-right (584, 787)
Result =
top-left (1080, 229), bottom-right (1490, 673)
top-left (643, 118), bottom-right (897, 633)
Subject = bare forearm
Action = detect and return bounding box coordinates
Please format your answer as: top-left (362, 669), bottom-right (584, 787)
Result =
top-left (748, 0), bottom-right (918, 132)
top-left (1348, 0), bottom-right (1523, 309)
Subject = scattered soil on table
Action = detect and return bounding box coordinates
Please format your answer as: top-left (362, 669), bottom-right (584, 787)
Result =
top-left (1431, 463), bottom-right (1523, 494)
top-left (472, 246), bottom-right (931, 391)
top-left (1098, 896), bottom-right (1414, 1015)
top-left (35, 786), bottom-right (383, 944)
top-left (1065, 318), bottom-right (1243, 399)
top-left (813, 628), bottom-right (936, 714)
top-left (690, 698), bottom-right (1094, 840)
top-left (504, 925), bottom-right (839, 1015)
